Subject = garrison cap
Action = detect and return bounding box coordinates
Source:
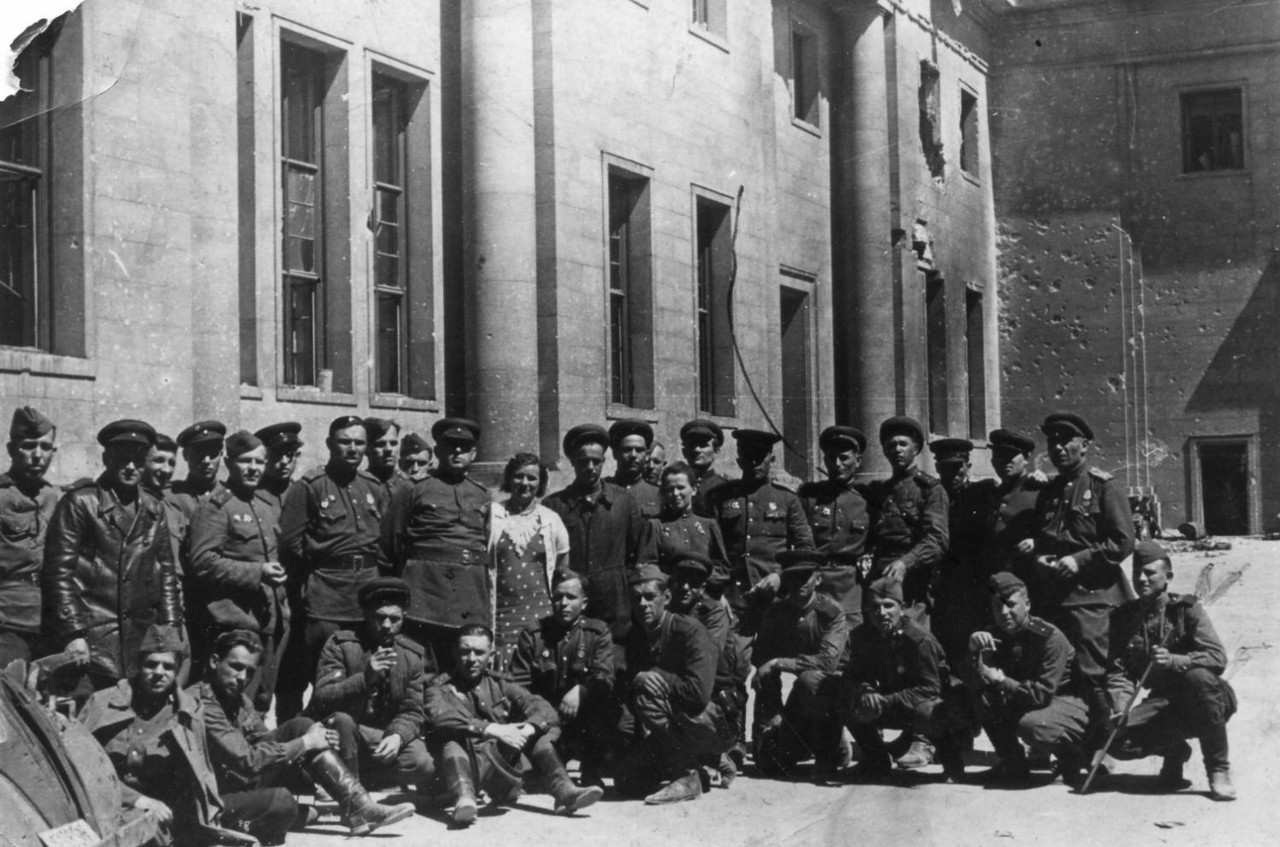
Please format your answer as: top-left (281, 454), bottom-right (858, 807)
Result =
top-left (562, 423), bottom-right (610, 457)
top-left (213, 629), bottom-right (263, 656)
top-left (819, 425), bottom-right (866, 454)
top-left (680, 419), bottom-right (724, 448)
top-left (988, 571), bottom-right (1028, 599)
top-left (777, 549), bottom-right (825, 579)
top-left (432, 417), bottom-right (480, 444)
top-left (865, 576), bottom-right (904, 605)
top-left (609, 418), bottom-right (655, 448)
top-left (732, 429), bottom-right (781, 450)
top-left (879, 416), bottom-right (926, 447)
top-left (550, 568), bottom-right (584, 588)
top-left (328, 415), bottom-right (366, 438)
top-left (153, 433), bottom-right (178, 453)
top-left (177, 420), bottom-right (227, 449)
top-left (988, 428), bottom-right (1036, 454)
top-left (630, 563), bottom-right (669, 587)
top-left (666, 550), bottom-right (713, 579)
top-left (1040, 411), bottom-right (1093, 441)
top-left (1133, 540), bottom-right (1171, 569)
top-left (138, 623), bottom-right (188, 657)
top-left (929, 437), bottom-right (974, 465)
top-left (256, 422), bottom-right (303, 450)
top-left (400, 432), bottom-right (430, 456)
top-left (98, 419), bottom-right (156, 448)
top-left (358, 577), bottom-right (412, 610)
top-left (224, 430), bottom-right (263, 458)
top-left (9, 406), bottom-right (54, 441)
top-left (364, 417), bottom-right (399, 442)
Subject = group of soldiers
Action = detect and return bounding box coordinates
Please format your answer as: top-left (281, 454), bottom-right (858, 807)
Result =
top-left (0, 402), bottom-right (1238, 844)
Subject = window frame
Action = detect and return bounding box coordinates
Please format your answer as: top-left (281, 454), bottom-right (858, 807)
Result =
top-left (602, 155), bottom-right (655, 412)
top-left (692, 187), bottom-right (736, 418)
top-left (1180, 85), bottom-right (1247, 175)
top-left (959, 84), bottom-right (980, 180)
top-left (789, 16), bottom-right (821, 131)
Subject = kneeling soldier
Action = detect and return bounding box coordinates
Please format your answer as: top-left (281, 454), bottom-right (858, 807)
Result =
top-left (1110, 541), bottom-right (1237, 800)
top-left (966, 572), bottom-right (1088, 785)
top-left (424, 624), bottom-right (602, 826)
top-left (745, 551), bottom-right (849, 781)
top-left (309, 577), bottom-right (435, 796)
top-left (508, 569), bottom-right (617, 788)
top-left (196, 630), bottom-right (415, 841)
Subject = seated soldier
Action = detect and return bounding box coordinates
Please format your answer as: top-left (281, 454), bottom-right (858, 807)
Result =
top-left (966, 572), bottom-right (1088, 785)
top-left (617, 564), bottom-right (730, 804)
top-left (309, 577), bottom-right (435, 796)
top-left (195, 630), bottom-right (415, 841)
top-left (508, 569), bottom-right (616, 788)
top-left (424, 624), bottom-right (602, 826)
top-left (838, 577), bottom-right (953, 779)
top-left (666, 551), bottom-right (749, 787)
top-left (1109, 541), bottom-right (1237, 800)
top-left (745, 551), bottom-right (848, 781)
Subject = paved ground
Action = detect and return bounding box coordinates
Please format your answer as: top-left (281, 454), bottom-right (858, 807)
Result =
top-left (289, 539), bottom-right (1279, 847)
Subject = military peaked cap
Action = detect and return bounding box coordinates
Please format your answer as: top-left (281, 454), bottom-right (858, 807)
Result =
top-left (177, 420), bottom-right (227, 449)
top-left (98, 419), bottom-right (156, 448)
top-left (432, 417), bottom-right (481, 444)
top-left (988, 428), bottom-right (1035, 454)
top-left (256, 421), bottom-right (303, 450)
top-left (680, 419), bottom-right (724, 448)
top-left (1040, 412), bottom-right (1093, 441)
top-left (819, 425), bottom-right (866, 454)
top-left (358, 577), bottom-right (412, 610)
top-left (879, 416), bottom-right (925, 447)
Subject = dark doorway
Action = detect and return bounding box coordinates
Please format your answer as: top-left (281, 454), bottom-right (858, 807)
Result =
top-left (1198, 440), bottom-right (1250, 535)
top-left (780, 286), bottom-right (811, 480)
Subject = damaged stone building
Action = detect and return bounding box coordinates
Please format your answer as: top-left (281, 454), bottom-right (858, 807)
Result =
top-left (0, 0), bottom-right (1000, 483)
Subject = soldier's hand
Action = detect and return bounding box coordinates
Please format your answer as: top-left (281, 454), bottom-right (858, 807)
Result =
top-left (751, 660), bottom-right (779, 690)
top-left (260, 561), bottom-right (287, 586)
top-left (884, 560), bottom-right (907, 583)
top-left (858, 692), bottom-right (886, 719)
top-left (559, 685), bottom-right (583, 721)
top-left (1055, 556), bottom-right (1079, 578)
top-left (134, 795), bottom-right (173, 826)
top-left (1028, 469), bottom-right (1049, 484)
top-left (65, 637), bottom-right (90, 665)
top-left (1016, 538), bottom-right (1035, 555)
top-left (485, 722), bottom-right (529, 750)
top-left (1151, 647), bottom-right (1190, 671)
top-left (640, 670), bottom-right (673, 699)
top-left (969, 631), bottom-right (997, 654)
top-left (1035, 555), bottom-right (1056, 572)
top-left (752, 573), bottom-right (782, 596)
top-left (373, 733), bottom-right (403, 762)
top-left (302, 721), bottom-right (331, 751)
top-left (978, 663), bottom-right (1005, 685)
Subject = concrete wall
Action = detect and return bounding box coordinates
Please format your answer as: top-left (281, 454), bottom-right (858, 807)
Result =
top-left (990, 0), bottom-right (1280, 530)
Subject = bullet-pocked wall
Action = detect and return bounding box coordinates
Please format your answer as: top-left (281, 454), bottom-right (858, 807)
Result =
top-left (990, 0), bottom-right (1280, 532)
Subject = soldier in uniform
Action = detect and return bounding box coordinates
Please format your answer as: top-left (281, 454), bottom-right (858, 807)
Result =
top-left (618, 565), bottom-right (728, 805)
top-left (1033, 411), bottom-right (1135, 754)
top-left (859, 416), bottom-right (948, 629)
top-left (169, 420), bottom-right (227, 529)
top-left (798, 425), bottom-right (870, 623)
top-left (707, 429), bottom-right (814, 617)
top-left (837, 577), bottom-right (951, 777)
top-left (44, 419), bottom-right (182, 692)
top-left (141, 433), bottom-right (183, 568)
top-left (195, 629), bottom-right (415, 840)
top-left (644, 441), bottom-right (667, 486)
top-left (929, 437), bottom-right (974, 502)
top-left (309, 577), bottom-right (435, 796)
top-left (745, 551), bottom-right (848, 781)
top-left (605, 419), bottom-right (662, 519)
top-left (928, 436), bottom-right (980, 672)
top-left (0, 406), bottom-right (59, 665)
top-left (424, 624), bottom-right (603, 826)
top-left (279, 416), bottom-right (388, 703)
top-left (965, 572), bottom-right (1089, 784)
top-left (381, 417), bottom-right (489, 672)
top-left (1109, 541), bottom-right (1237, 800)
top-left (543, 424), bottom-right (644, 658)
top-left (188, 431), bottom-right (289, 709)
top-left (636, 461), bottom-right (730, 571)
top-left (508, 569), bottom-right (616, 787)
top-left (398, 431), bottom-right (433, 482)
top-left (256, 422), bottom-right (304, 504)
top-left (680, 419), bottom-right (730, 518)
top-left (365, 417), bottom-right (411, 500)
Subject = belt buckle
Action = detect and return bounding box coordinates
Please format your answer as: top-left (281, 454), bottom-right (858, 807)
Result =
top-left (350, 554), bottom-right (365, 570)
top-left (460, 549), bottom-right (473, 564)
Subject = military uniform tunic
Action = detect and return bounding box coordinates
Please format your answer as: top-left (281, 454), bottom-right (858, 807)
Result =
top-left (635, 512), bottom-right (730, 571)
top-left (188, 483), bottom-right (286, 636)
top-left (797, 478), bottom-right (869, 616)
top-left (858, 470), bottom-right (949, 611)
top-left (692, 468), bottom-right (730, 519)
top-left (707, 479), bottom-right (814, 611)
top-left (0, 472), bottom-right (58, 652)
top-left (605, 475), bottom-right (662, 520)
top-left (311, 630), bottom-right (429, 745)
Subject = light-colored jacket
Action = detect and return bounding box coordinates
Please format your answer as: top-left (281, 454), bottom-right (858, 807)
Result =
top-left (485, 500), bottom-right (570, 631)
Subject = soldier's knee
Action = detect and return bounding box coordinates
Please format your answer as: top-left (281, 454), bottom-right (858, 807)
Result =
top-left (1016, 712), bottom-right (1071, 752)
top-left (1181, 666), bottom-right (1219, 693)
top-left (794, 669), bottom-right (827, 696)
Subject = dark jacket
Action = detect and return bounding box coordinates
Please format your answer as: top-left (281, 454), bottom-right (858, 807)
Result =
top-left (747, 592), bottom-right (848, 675)
top-left (605, 476), bottom-right (662, 520)
top-left (311, 630), bottom-right (428, 744)
top-left (190, 680), bottom-right (310, 793)
top-left (858, 469), bottom-right (949, 606)
top-left (1112, 593), bottom-right (1228, 693)
top-left (188, 483), bottom-right (287, 634)
top-left (635, 512), bottom-right (730, 570)
top-left (843, 619), bottom-right (946, 712)
top-left (508, 615), bottom-right (614, 704)
top-left (966, 616), bottom-right (1075, 712)
top-left (708, 478), bottom-right (815, 590)
top-left (423, 669), bottom-right (558, 740)
top-left (0, 472), bottom-right (59, 634)
top-left (43, 478), bottom-right (182, 681)
top-left (1034, 465), bottom-right (1135, 610)
top-left (624, 611), bottom-right (716, 716)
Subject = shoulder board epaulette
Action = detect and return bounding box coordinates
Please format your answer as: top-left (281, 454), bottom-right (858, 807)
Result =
top-left (463, 476), bottom-right (489, 492)
top-left (356, 469), bottom-right (380, 484)
top-left (63, 477), bottom-right (96, 492)
top-left (914, 472), bottom-right (940, 487)
top-left (580, 617), bottom-right (609, 634)
top-left (1167, 593), bottom-right (1198, 609)
top-left (770, 476), bottom-right (800, 494)
top-left (813, 594), bottom-right (845, 621)
top-left (1087, 467), bottom-right (1114, 482)
top-left (428, 671), bottom-right (455, 688)
top-left (395, 634), bottom-right (425, 655)
top-left (332, 629), bottom-right (360, 643)
top-left (1025, 617), bottom-right (1056, 638)
top-left (301, 466), bottom-right (328, 482)
top-left (209, 486), bottom-right (234, 508)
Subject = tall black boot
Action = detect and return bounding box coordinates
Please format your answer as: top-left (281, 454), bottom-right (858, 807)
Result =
top-left (438, 744), bottom-right (478, 825)
top-left (303, 750), bottom-right (416, 835)
top-left (528, 738), bottom-right (603, 815)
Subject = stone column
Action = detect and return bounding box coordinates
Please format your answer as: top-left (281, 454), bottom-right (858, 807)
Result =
top-left (461, 0), bottom-right (540, 465)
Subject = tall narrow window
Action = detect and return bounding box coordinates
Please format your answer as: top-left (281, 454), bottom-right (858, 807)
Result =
top-left (966, 288), bottom-right (985, 438)
top-left (281, 43), bottom-right (325, 386)
top-left (1, 36), bottom-right (51, 350)
top-left (926, 274), bottom-right (947, 434)
top-left (791, 22), bottom-right (820, 126)
top-left (607, 168), bottom-right (653, 409)
top-left (691, 0), bottom-right (726, 37)
top-left (373, 74), bottom-right (407, 395)
top-left (919, 61), bottom-right (943, 178)
top-left (1182, 88), bottom-right (1244, 173)
top-left (696, 197), bottom-right (734, 417)
top-left (237, 14), bottom-right (257, 384)
top-left (959, 88), bottom-right (979, 176)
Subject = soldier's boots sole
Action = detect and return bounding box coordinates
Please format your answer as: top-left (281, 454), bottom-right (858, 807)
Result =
top-left (451, 798), bottom-right (478, 827)
top-left (554, 784), bottom-right (604, 815)
top-left (1158, 744), bottom-right (1193, 791)
top-left (1208, 768), bottom-right (1238, 801)
top-left (344, 800), bottom-right (416, 836)
top-left (644, 771), bottom-right (703, 805)
top-left (895, 740), bottom-right (936, 770)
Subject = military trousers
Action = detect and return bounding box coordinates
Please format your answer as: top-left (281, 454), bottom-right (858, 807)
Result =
top-left (629, 670), bottom-right (731, 775)
top-left (328, 711), bottom-right (434, 790)
top-left (975, 691), bottom-right (1088, 762)
top-left (1116, 669), bottom-right (1236, 770)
